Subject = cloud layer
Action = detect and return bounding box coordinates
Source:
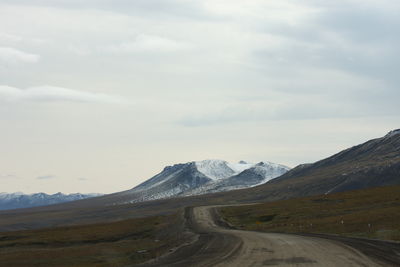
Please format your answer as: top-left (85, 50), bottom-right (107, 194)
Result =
top-left (0, 0), bottom-right (398, 194)
top-left (0, 46), bottom-right (40, 64)
top-left (0, 85), bottom-right (126, 104)
top-left (102, 34), bottom-right (191, 54)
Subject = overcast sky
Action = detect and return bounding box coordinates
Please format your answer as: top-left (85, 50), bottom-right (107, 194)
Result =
top-left (0, 0), bottom-right (399, 194)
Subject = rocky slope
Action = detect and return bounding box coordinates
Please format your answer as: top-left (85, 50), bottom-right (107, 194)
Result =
top-left (263, 129), bottom-right (400, 196)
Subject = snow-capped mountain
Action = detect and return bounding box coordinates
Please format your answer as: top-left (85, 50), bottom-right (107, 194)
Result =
top-left (0, 192), bottom-right (102, 210)
top-left (121, 159), bottom-right (290, 203)
top-left (183, 161), bottom-right (290, 196)
top-left (194, 160), bottom-right (255, 180)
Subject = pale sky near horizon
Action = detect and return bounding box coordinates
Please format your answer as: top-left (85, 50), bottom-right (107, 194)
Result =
top-left (0, 0), bottom-right (399, 194)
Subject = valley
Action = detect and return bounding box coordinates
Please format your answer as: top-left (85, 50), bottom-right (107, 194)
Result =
top-left (0, 185), bottom-right (399, 266)
top-left (0, 130), bottom-right (399, 266)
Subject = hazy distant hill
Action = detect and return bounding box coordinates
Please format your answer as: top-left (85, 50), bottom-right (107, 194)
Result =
top-left (0, 192), bottom-right (102, 210)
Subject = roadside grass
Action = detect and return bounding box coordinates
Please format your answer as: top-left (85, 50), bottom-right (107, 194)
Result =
top-left (0, 212), bottom-right (183, 267)
top-left (219, 185), bottom-right (400, 241)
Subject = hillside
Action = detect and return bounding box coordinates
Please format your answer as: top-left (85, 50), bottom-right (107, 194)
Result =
top-left (265, 129), bottom-right (400, 196)
top-left (219, 185), bottom-right (400, 241)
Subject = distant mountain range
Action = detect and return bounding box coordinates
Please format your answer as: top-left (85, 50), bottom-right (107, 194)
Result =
top-left (0, 160), bottom-right (289, 211)
top-left (2, 129), bottom-right (399, 213)
top-left (109, 129), bottom-right (399, 207)
top-left (119, 159), bottom-right (290, 203)
top-left (115, 128), bottom-right (400, 206)
top-left (0, 130), bottom-right (398, 231)
top-left (0, 192), bottom-right (102, 210)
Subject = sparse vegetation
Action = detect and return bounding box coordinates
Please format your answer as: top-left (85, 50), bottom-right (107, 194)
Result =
top-left (0, 212), bottom-right (185, 267)
top-left (219, 185), bottom-right (400, 241)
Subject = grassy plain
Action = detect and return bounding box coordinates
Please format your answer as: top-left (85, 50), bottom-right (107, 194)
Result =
top-left (0, 212), bottom-right (184, 267)
top-left (219, 185), bottom-right (400, 241)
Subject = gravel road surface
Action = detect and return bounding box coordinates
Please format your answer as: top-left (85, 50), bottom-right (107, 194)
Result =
top-left (141, 206), bottom-right (398, 266)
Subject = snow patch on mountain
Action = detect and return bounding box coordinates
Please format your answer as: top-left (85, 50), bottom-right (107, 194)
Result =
top-left (195, 159), bottom-right (265, 180)
top-left (195, 159), bottom-right (246, 180)
top-left (182, 161), bottom-right (290, 196)
top-left (251, 161), bottom-right (290, 180)
top-left (227, 161), bottom-right (255, 173)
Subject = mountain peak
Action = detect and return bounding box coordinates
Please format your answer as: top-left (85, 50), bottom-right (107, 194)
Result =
top-left (195, 159), bottom-right (235, 180)
top-left (126, 159), bottom-right (290, 203)
top-left (193, 159), bottom-right (289, 181)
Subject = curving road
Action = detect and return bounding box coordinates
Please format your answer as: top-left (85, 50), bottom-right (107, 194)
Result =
top-left (142, 206), bottom-right (398, 267)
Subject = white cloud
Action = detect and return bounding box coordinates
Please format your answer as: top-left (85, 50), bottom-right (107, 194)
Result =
top-left (203, 0), bottom-right (320, 24)
top-left (102, 34), bottom-right (191, 53)
top-left (0, 46), bottom-right (40, 63)
top-left (0, 85), bottom-right (127, 104)
top-left (0, 33), bottom-right (49, 45)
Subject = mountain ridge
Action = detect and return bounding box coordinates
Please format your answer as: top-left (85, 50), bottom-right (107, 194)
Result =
top-left (121, 159), bottom-right (290, 203)
top-left (265, 128), bottom-right (400, 195)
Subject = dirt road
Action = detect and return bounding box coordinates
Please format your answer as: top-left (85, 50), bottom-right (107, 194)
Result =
top-left (142, 206), bottom-right (397, 266)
